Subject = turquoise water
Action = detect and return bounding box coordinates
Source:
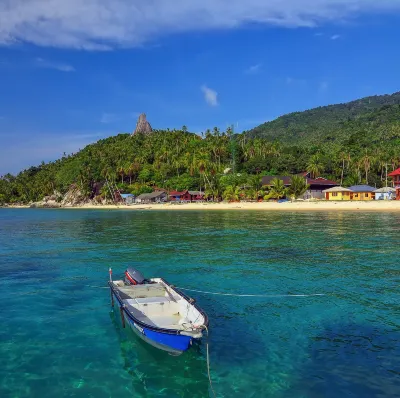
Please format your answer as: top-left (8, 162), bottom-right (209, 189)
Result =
top-left (0, 209), bottom-right (399, 398)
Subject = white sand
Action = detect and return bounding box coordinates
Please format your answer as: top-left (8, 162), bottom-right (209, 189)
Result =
top-left (71, 201), bottom-right (400, 212)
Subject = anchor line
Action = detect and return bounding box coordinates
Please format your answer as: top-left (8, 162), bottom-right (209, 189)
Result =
top-left (173, 286), bottom-right (327, 298)
top-left (203, 325), bottom-right (216, 398)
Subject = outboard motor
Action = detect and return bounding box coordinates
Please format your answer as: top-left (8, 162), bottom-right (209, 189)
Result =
top-left (125, 268), bottom-right (146, 285)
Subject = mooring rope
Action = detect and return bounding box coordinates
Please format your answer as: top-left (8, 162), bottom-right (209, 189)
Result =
top-left (203, 325), bottom-right (216, 398)
top-left (173, 286), bottom-right (327, 298)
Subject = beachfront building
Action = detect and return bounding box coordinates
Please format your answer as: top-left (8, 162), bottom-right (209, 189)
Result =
top-left (169, 190), bottom-right (192, 202)
top-left (168, 190), bottom-right (205, 202)
top-left (388, 168), bottom-right (400, 200)
top-left (261, 173), bottom-right (338, 200)
top-left (348, 185), bottom-right (376, 201)
top-left (188, 191), bottom-right (205, 201)
top-left (136, 191), bottom-right (167, 203)
top-left (374, 187), bottom-right (396, 200)
top-left (120, 193), bottom-right (135, 204)
top-left (323, 186), bottom-right (352, 200)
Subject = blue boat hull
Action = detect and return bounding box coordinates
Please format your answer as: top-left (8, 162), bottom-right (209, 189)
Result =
top-left (125, 313), bottom-right (192, 355)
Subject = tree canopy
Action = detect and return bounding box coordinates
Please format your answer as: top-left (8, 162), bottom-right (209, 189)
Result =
top-left (2, 91), bottom-right (400, 205)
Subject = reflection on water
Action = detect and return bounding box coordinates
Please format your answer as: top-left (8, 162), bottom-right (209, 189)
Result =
top-left (0, 209), bottom-right (399, 397)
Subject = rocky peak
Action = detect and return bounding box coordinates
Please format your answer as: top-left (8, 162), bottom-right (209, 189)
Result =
top-left (132, 113), bottom-right (153, 135)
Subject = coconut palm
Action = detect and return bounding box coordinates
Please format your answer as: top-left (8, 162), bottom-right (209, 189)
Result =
top-left (267, 178), bottom-right (287, 200)
top-left (288, 175), bottom-right (310, 199)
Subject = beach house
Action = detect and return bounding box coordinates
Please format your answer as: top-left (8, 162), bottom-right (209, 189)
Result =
top-left (322, 186), bottom-right (352, 200)
top-left (388, 168), bottom-right (400, 200)
top-left (261, 173), bottom-right (338, 199)
top-left (120, 193), bottom-right (135, 204)
top-left (374, 187), bottom-right (396, 200)
top-left (136, 191), bottom-right (167, 203)
top-left (348, 185), bottom-right (376, 201)
top-left (168, 190), bottom-right (192, 202)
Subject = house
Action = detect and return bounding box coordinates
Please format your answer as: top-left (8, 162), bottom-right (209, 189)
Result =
top-left (168, 190), bottom-right (192, 202)
top-left (188, 191), bottom-right (205, 201)
top-left (323, 186), bottom-right (352, 200)
top-left (374, 187), bottom-right (396, 200)
top-left (136, 191), bottom-right (167, 203)
top-left (348, 185), bottom-right (376, 201)
top-left (120, 193), bottom-right (135, 204)
top-left (261, 173), bottom-right (338, 199)
top-left (388, 168), bottom-right (400, 200)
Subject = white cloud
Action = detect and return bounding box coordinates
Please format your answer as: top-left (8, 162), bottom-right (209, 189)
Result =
top-left (35, 58), bottom-right (75, 72)
top-left (245, 63), bottom-right (262, 74)
top-left (0, 1), bottom-right (399, 49)
top-left (201, 85), bottom-right (218, 107)
top-left (331, 34), bottom-right (341, 40)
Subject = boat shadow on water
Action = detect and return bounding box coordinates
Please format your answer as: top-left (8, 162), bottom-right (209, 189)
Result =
top-left (109, 310), bottom-right (211, 398)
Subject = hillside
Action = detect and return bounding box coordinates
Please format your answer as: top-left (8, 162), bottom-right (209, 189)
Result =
top-left (2, 92), bottom-right (400, 205)
top-left (246, 91), bottom-right (400, 144)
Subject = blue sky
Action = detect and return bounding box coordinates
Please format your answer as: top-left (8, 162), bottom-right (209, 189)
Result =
top-left (1, 1), bottom-right (400, 174)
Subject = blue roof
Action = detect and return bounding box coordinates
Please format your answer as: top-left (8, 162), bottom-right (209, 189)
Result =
top-left (348, 185), bottom-right (376, 192)
top-left (120, 194), bottom-right (135, 198)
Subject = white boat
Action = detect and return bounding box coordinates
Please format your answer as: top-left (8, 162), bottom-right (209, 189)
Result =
top-left (109, 268), bottom-right (208, 355)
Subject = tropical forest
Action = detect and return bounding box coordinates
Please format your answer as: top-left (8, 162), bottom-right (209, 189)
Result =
top-left (1, 91), bottom-right (400, 205)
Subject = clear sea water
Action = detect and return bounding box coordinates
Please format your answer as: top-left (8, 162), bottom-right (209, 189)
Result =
top-left (0, 209), bottom-right (399, 398)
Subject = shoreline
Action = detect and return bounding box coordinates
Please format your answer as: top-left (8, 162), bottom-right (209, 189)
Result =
top-left (3, 201), bottom-right (400, 212)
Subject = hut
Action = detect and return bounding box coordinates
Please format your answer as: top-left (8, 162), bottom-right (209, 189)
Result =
top-left (168, 190), bottom-right (192, 202)
top-left (322, 186), bottom-right (352, 201)
top-left (262, 173), bottom-right (338, 199)
top-left (348, 185), bottom-right (376, 201)
top-left (188, 191), bottom-right (205, 201)
top-left (388, 168), bottom-right (400, 200)
top-left (136, 191), bottom-right (167, 203)
top-left (120, 193), bottom-right (135, 204)
top-left (374, 187), bottom-right (396, 200)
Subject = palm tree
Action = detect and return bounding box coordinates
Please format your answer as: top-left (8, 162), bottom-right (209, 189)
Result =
top-left (307, 154), bottom-right (324, 178)
top-left (222, 185), bottom-right (240, 202)
top-left (267, 178), bottom-right (287, 200)
top-left (288, 175), bottom-right (310, 199)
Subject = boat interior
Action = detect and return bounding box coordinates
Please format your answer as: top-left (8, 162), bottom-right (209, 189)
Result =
top-left (112, 280), bottom-right (204, 332)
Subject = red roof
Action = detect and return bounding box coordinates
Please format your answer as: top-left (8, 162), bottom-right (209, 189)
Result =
top-left (306, 177), bottom-right (338, 186)
top-left (388, 168), bottom-right (400, 176)
top-left (169, 190), bottom-right (188, 196)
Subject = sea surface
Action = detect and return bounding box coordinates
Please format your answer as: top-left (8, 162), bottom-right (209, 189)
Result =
top-left (0, 209), bottom-right (399, 398)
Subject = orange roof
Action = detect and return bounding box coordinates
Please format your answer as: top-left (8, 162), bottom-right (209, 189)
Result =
top-left (388, 168), bottom-right (400, 176)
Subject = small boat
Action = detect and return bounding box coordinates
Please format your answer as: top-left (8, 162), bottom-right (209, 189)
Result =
top-left (108, 268), bottom-right (209, 355)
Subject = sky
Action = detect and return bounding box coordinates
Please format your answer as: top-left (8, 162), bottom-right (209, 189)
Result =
top-left (1, 0), bottom-right (400, 174)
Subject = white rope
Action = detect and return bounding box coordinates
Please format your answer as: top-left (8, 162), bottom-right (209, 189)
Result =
top-left (203, 326), bottom-right (216, 398)
top-left (174, 286), bottom-right (326, 298)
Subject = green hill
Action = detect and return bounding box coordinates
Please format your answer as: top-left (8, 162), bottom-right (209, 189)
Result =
top-left (2, 92), bottom-right (400, 205)
top-left (246, 92), bottom-right (400, 145)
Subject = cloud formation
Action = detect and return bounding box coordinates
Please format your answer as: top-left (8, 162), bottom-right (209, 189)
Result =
top-left (201, 85), bottom-right (218, 107)
top-left (35, 58), bottom-right (75, 72)
top-left (0, 1), bottom-right (399, 49)
top-left (245, 64), bottom-right (262, 74)
top-left (330, 34), bottom-right (341, 40)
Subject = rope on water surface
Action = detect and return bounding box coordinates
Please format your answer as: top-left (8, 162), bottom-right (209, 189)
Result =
top-left (173, 286), bottom-right (327, 298)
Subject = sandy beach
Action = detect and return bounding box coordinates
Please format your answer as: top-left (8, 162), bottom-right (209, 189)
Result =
top-left (5, 200), bottom-right (400, 211)
top-left (64, 200), bottom-right (400, 211)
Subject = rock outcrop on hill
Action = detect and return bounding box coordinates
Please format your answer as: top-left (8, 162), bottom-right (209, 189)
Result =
top-left (132, 113), bottom-right (153, 135)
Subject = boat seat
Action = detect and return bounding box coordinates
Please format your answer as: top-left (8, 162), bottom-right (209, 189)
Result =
top-left (117, 284), bottom-right (167, 300)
